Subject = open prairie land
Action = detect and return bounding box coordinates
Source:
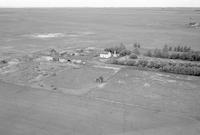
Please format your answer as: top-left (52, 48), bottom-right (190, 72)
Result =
top-left (0, 8), bottom-right (200, 53)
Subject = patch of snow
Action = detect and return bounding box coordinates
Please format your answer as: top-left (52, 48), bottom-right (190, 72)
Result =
top-left (36, 56), bottom-right (53, 61)
top-left (151, 76), bottom-right (167, 83)
top-left (118, 80), bottom-right (125, 84)
top-left (167, 80), bottom-right (176, 83)
top-left (93, 65), bottom-right (120, 73)
top-left (156, 73), bottom-right (170, 78)
top-left (144, 83), bottom-right (151, 87)
top-left (29, 33), bottom-right (65, 39)
top-left (143, 94), bottom-right (161, 99)
top-left (72, 59), bottom-right (82, 64)
top-left (81, 31), bottom-right (95, 35)
top-left (85, 47), bottom-right (96, 50)
top-left (67, 34), bottom-right (79, 37)
top-left (1, 46), bottom-right (14, 50)
top-left (8, 59), bottom-right (19, 65)
top-left (98, 83), bottom-right (106, 88)
top-left (59, 59), bottom-right (67, 63)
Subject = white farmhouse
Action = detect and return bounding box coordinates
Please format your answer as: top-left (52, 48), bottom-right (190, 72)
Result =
top-left (100, 52), bottom-right (112, 58)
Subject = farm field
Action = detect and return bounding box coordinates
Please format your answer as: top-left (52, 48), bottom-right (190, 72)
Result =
top-left (0, 67), bottom-right (200, 135)
top-left (0, 8), bottom-right (200, 135)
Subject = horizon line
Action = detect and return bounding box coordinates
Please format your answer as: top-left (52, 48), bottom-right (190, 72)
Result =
top-left (0, 6), bottom-right (200, 8)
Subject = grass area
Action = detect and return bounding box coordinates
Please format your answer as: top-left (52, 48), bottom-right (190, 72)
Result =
top-left (88, 67), bottom-right (200, 117)
top-left (43, 66), bottom-right (114, 91)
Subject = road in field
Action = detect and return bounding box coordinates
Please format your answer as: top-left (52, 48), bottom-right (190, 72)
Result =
top-left (0, 81), bottom-right (200, 135)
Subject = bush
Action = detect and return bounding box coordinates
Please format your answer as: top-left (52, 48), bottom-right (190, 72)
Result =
top-left (153, 49), bottom-right (162, 58)
top-left (148, 61), bottom-right (161, 69)
top-left (162, 45), bottom-right (169, 58)
top-left (133, 42), bottom-right (141, 48)
top-left (138, 60), bottom-right (148, 67)
top-left (171, 45), bottom-right (191, 52)
top-left (104, 43), bottom-right (126, 54)
top-left (126, 60), bottom-right (137, 66)
top-left (129, 53), bottom-right (138, 59)
top-left (133, 48), bottom-right (140, 55)
top-left (0, 60), bottom-right (7, 64)
top-left (96, 76), bottom-right (104, 83)
top-left (119, 49), bottom-right (131, 56)
top-left (169, 53), bottom-right (180, 59)
top-left (169, 47), bottom-right (172, 51)
top-left (110, 59), bottom-right (119, 64)
top-left (144, 50), bottom-right (152, 57)
top-left (163, 44), bottom-right (169, 52)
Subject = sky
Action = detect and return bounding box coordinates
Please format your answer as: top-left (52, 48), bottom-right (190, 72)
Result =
top-left (0, 0), bottom-right (200, 7)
